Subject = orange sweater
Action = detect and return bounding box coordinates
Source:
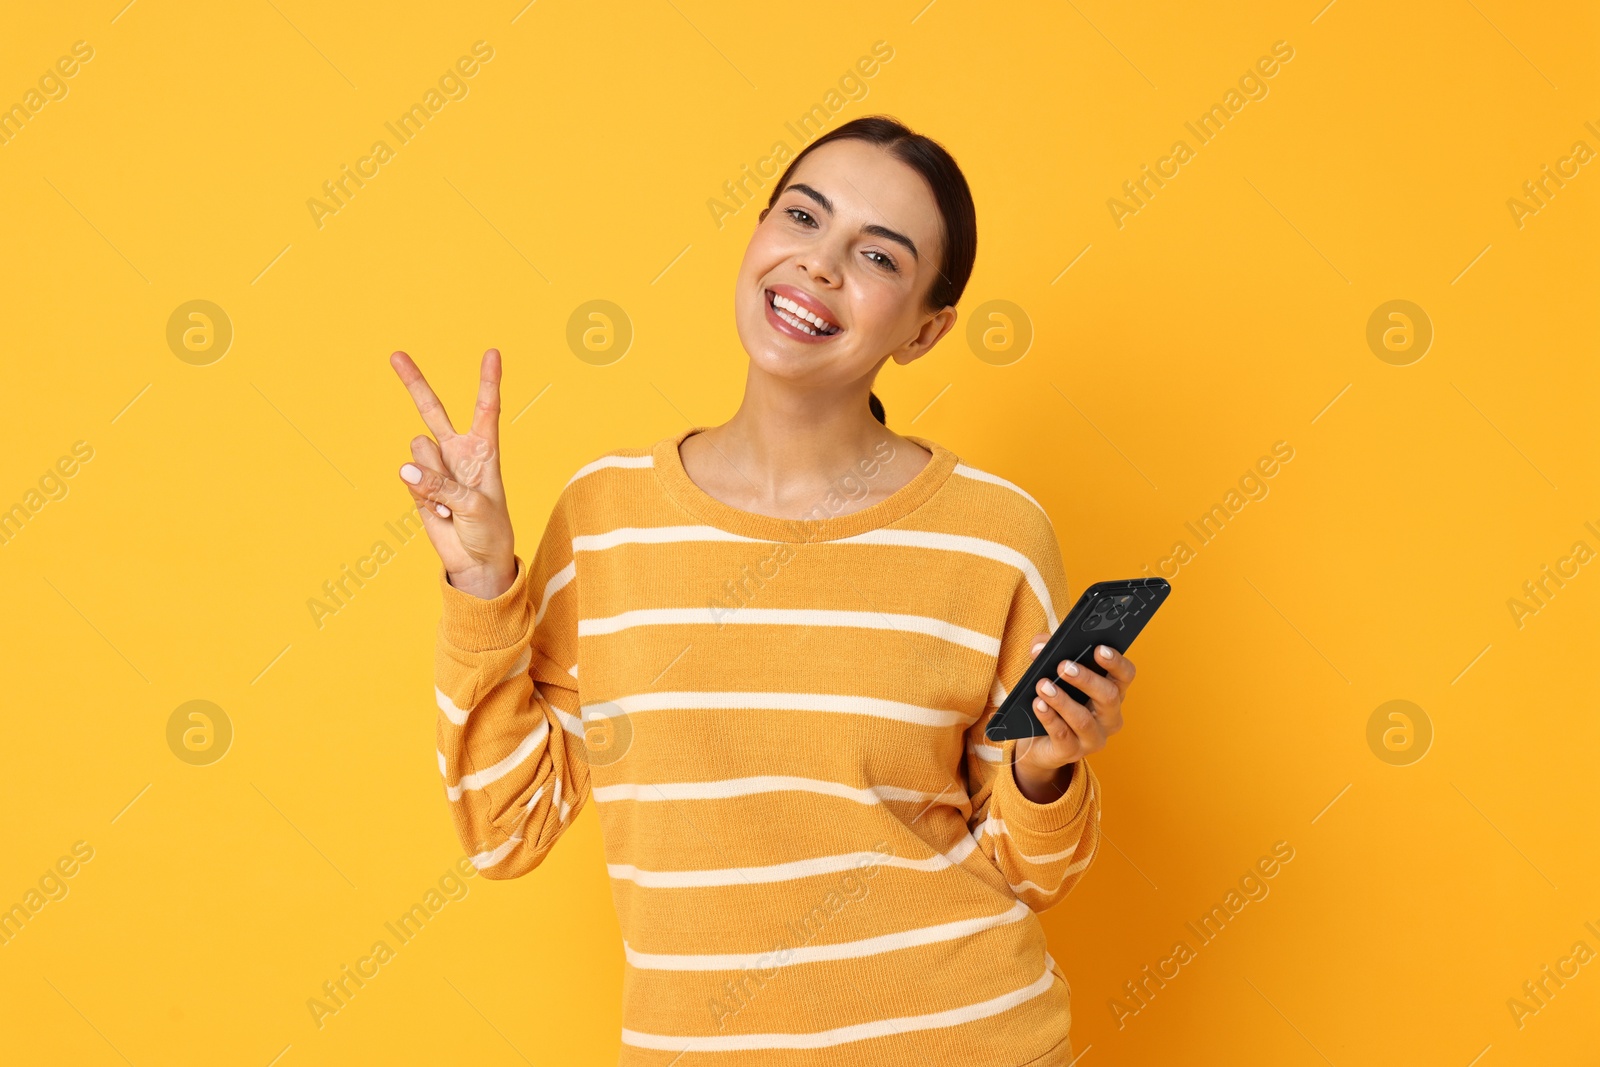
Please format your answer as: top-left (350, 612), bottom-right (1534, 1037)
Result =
top-left (433, 428), bottom-right (1101, 1066)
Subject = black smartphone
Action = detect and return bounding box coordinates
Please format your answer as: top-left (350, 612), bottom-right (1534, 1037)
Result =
top-left (985, 577), bottom-right (1172, 742)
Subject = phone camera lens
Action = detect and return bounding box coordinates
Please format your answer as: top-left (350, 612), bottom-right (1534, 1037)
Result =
top-left (1093, 597), bottom-right (1112, 612)
top-left (1083, 613), bottom-right (1103, 630)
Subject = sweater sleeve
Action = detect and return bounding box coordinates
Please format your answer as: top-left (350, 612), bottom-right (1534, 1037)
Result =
top-left (963, 543), bottom-right (1102, 913)
top-left (433, 488), bottom-right (588, 879)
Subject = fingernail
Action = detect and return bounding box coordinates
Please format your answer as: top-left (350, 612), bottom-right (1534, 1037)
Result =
top-left (1040, 679), bottom-right (1057, 696)
top-left (400, 463), bottom-right (422, 484)
top-left (1034, 698), bottom-right (1047, 713)
top-left (1031, 641), bottom-right (1046, 655)
top-left (1098, 646), bottom-right (1114, 660)
top-left (435, 503), bottom-right (451, 517)
top-left (1060, 661), bottom-right (1079, 676)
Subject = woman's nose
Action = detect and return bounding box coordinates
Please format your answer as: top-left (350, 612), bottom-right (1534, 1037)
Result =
top-left (798, 242), bottom-right (844, 285)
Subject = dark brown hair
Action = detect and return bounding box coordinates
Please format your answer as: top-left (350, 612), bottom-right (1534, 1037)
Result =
top-left (762, 116), bottom-right (978, 426)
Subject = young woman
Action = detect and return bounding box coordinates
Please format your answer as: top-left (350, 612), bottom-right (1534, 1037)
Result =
top-left (391, 116), bottom-right (1139, 1066)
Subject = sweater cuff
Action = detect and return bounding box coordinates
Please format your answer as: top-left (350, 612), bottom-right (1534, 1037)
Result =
top-left (996, 748), bottom-right (1094, 834)
top-left (438, 556), bottom-right (531, 652)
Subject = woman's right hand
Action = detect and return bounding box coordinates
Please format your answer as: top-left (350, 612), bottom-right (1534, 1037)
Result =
top-left (390, 348), bottom-right (518, 600)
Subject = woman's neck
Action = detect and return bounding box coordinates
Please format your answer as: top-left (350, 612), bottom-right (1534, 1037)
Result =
top-left (678, 368), bottom-right (932, 520)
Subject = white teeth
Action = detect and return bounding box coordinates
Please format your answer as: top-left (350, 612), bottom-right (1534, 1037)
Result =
top-left (770, 293), bottom-right (837, 334)
top-left (776, 306), bottom-right (819, 334)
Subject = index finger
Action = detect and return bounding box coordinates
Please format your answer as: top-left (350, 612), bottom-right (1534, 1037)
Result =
top-left (390, 350), bottom-right (459, 444)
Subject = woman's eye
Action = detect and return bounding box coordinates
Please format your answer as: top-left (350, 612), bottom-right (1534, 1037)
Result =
top-left (784, 207), bottom-right (816, 227)
top-left (864, 250), bottom-right (899, 273)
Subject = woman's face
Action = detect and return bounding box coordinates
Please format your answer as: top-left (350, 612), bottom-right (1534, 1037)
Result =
top-left (734, 138), bottom-right (957, 391)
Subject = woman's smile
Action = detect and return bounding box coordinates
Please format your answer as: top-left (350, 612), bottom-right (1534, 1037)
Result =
top-left (764, 284), bottom-right (843, 342)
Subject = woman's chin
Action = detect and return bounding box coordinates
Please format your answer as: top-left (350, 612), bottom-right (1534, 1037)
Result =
top-left (735, 313), bottom-right (864, 388)
top-left (745, 340), bottom-right (848, 378)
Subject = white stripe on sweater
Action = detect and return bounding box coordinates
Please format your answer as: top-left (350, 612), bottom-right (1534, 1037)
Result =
top-left (609, 835), bottom-right (980, 889)
top-left (501, 647), bottom-right (531, 683)
top-left (573, 525), bottom-right (759, 553)
top-left (623, 899), bottom-right (1031, 971)
top-left (621, 955), bottom-right (1059, 1051)
top-left (438, 648), bottom-right (536, 728)
top-left (579, 606), bottom-right (999, 656)
top-left (953, 463), bottom-right (1046, 515)
top-left (471, 833), bottom-right (522, 871)
top-left (967, 740), bottom-right (1004, 764)
top-left (565, 454), bottom-right (653, 486)
top-left (552, 704), bottom-right (585, 739)
top-left (1008, 846), bottom-right (1098, 897)
top-left (836, 529), bottom-right (1057, 630)
top-left (469, 785), bottom-right (544, 869)
top-left (535, 562), bottom-right (575, 626)
top-left (567, 524), bottom-right (1055, 627)
top-left (980, 815), bottom-right (1086, 865)
top-left (443, 720), bottom-right (548, 801)
top-left (436, 687), bottom-right (471, 726)
top-left (584, 691), bottom-right (975, 729)
top-left (594, 775), bottom-right (946, 807)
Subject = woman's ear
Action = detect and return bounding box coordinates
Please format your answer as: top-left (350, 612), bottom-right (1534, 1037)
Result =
top-left (891, 306), bottom-right (958, 366)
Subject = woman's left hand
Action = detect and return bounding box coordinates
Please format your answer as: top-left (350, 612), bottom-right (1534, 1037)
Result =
top-left (1014, 634), bottom-right (1136, 794)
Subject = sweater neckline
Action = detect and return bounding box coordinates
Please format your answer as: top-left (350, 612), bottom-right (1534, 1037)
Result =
top-left (652, 426), bottom-right (959, 543)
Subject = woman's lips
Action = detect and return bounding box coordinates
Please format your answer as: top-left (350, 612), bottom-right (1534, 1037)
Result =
top-left (764, 288), bottom-right (841, 343)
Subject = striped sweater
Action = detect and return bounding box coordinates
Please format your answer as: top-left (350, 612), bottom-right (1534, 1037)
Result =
top-left (433, 427), bottom-right (1101, 1066)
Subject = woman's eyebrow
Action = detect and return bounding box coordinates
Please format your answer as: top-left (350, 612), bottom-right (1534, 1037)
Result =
top-left (787, 182), bottom-right (834, 215)
top-left (862, 223), bottom-right (919, 260)
top-left (784, 182), bottom-right (920, 261)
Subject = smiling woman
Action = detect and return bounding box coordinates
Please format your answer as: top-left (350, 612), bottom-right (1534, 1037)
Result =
top-left (740, 117), bottom-right (977, 427)
top-left (391, 115), bottom-right (1136, 1067)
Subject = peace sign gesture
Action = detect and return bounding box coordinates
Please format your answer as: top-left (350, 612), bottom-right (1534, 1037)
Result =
top-left (390, 348), bottom-right (518, 600)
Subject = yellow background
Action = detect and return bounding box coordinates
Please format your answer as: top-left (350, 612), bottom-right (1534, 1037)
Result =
top-left (2, 1), bottom-right (1595, 1063)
